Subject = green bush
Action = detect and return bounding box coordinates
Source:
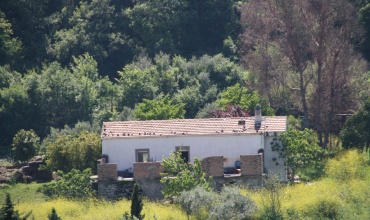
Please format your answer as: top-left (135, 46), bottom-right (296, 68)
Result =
top-left (12, 129), bottom-right (39, 164)
top-left (44, 131), bottom-right (101, 173)
top-left (307, 199), bottom-right (342, 220)
top-left (208, 187), bottom-right (256, 220)
top-left (178, 186), bottom-right (256, 220)
top-left (177, 186), bottom-right (216, 219)
top-left (325, 150), bottom-right (368, 181)
top-left (161, 152), bottom-right (212, 199)
top-left (39, 168), bottom-right (94, 199)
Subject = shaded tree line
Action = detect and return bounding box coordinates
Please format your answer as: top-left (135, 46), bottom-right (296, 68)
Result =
top-left (0, 0), bottom-right (370, 155)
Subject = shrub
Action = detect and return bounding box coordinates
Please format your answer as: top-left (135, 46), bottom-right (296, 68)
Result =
top-left (178, 186), bottom-right (256, 220)
top-left (120, 212), bottom-right (138, 220)
top-left (161, 152), bottom-right (212, 199)
top-left (259, 174), bottom-right (283, 220)
top-left (307, 199), bottom-right (342, 220)
top-left (44, 131), bottom-right (101, 173)
top-left (177, 186), bottom-right (216, 219)
top-left (325, 150), bottom-right (368, 181)
top-left (12, 129), bottom-right (39, 164)
top-left (208, 187), bottom-right (256, 220)
top-left (39, 168), bottom-right (94, 199)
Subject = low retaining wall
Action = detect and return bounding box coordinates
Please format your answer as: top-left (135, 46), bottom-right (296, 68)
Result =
top-left (97, 154), bottom-right (264, 200)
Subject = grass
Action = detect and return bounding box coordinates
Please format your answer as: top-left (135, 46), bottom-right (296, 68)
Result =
top-left (0, 150), bottom-right (369, 219)
top-left (0, 183), bottom-right (187, 220)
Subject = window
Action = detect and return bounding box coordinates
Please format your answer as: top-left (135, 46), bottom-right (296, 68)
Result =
top-left (176, 146), bottom-right (190, 163)
top-left (136, 149), bottom-right (149, 162)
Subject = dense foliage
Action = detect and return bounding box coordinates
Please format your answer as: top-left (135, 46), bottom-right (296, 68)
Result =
top-left (130, 184), bottom-right (144, 220)
top-left (12, 129), bottom-right (39, 164)
top-left (44, 131), bottom-right (101, 173)
top-left (177, 186), bottom-right (256, 220)
top-left (271, 128), bottom-right (323, 182)
top-left (160, 152), bottom-right (212, 199)
top-left (0, 0), bottom-right (370, 168)
top-left (39, 169), bottom-right (94, 199)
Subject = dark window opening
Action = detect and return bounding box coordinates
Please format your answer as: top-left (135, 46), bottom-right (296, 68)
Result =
top-left (176, 146), bottom-right (190, 163)
top-left (136, 149), bottom-right (149, 162)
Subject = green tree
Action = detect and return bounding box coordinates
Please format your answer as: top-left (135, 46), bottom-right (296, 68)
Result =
top-left (131, 183), bottom-right (144, 220)
top-left (12, 129), bottom-right (39, 164)
top-left (340, 98), bottom-right (370, 152)
top-left (217, 83), bottom-right (275, 116)
top-left (45, 131), bottom-right (101, 172)
top-left (117, 64), bottom-right (157, 109)
top-left (160, 152), bottom-right (212, 199)
top-left (40, 168), bottom-right (94, 199)
top-left (0, 193), bottom-right (31, 220)
top-left (271, 128), bottom-right (323, 183)
top-left (0, 67), bottom-right (30, 148)
top-left (133, 95), bottom-right (185, 120)
top-left (48, 0), bottom-right (132, 78)
top-left (0, 11), bottom-right (22, 66)
top-left (48, 208), bottom-right (61, 220)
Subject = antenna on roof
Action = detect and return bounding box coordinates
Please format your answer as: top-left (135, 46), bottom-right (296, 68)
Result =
top-left (255, 104), bottom-right (262, 132)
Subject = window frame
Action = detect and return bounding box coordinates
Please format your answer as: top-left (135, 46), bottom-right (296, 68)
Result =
top-left (135, 148), bottom-right (150, 162)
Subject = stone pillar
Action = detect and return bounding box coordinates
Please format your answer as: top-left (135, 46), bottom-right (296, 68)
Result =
top-left (97, 163), bottom-right (117, 181)
top-left (201, 156), bottom-right (224, 177)
top-left (240, 155), bottom-right (263, 176)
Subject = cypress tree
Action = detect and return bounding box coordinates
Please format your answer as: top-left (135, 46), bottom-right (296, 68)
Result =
top-left (48, 208), bottom-right (61, 220)
top-left (0, 193), bottom-right (20, 220)
top-left (130, 183), bottom-right (144, 219)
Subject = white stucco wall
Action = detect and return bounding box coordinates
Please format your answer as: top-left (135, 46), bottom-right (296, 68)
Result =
top-left (263, 134), bottom-right (287, 181)
top-left (102, 134), bottom-right (264, 171)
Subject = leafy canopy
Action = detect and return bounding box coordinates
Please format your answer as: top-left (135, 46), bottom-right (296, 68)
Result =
top-left (217, 83), bottom-right (274, 116)
top-left (160, 152), bottom-right (212, 199)
top-left (40, 168), bottom-right (94, 199)
top-left (133, 95), bottom-right (185, 120)
top-left (45, 131), bottom-right (101, 173)
top-left (271, 128), bottom-right (323, 180)
top-left (12, 129), bottom-right (40, 163)
top-left (340, 98), bottom-right (370, 151)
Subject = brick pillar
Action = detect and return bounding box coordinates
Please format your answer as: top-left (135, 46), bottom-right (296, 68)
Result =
top-left (240, 155), bottom-right (263, 176)
top-left (133, 162), bottom-right (163, 179)
top-left (201, 156), bottom-right (224, 177)
top-left (97, 163), bottom-right (117, 181)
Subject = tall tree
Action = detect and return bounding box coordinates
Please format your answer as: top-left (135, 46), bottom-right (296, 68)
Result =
top-left (241, 0), bottom-right (368, 147)
top-left (12, 129), bottom-right (39, 164)
top-left (133, 95), bottom-right (185, 120)
top-left (130, 183), bottom-right (144, 220)
top-left (0, 11), bottom-right (22, 66)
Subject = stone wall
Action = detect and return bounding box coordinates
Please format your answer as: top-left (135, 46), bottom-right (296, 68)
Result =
top-left (133, 162), bottom-right (163, 179)
top-left (212, 175), bottom-right (263, 191)
top-left (240, 155), bottom-right (263, 176)
top-left (97, 163), bottom-right (117, 181)
top-left (201, 156), bottom-right (224, 177)
top-left (97, 154), bottom-right (264, 200)
top-left (98, 180), bottom-right (134, 200)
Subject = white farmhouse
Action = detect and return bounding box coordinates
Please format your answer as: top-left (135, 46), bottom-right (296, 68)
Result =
top-left (101, 115), bottom-right (288, 181)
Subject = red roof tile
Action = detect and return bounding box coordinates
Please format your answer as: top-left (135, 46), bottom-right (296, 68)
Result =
top-left (101, 117), bottom-right (287, 139)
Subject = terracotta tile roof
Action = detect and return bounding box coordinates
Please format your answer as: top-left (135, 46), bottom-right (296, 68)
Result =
top-left (101, 116), bottom-right (287, 139)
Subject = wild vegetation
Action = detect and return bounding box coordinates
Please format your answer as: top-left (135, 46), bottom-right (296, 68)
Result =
top-left (0, 150), bottom-right (369, 220)
top-left (1, 0), bottom-right (370, 219)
